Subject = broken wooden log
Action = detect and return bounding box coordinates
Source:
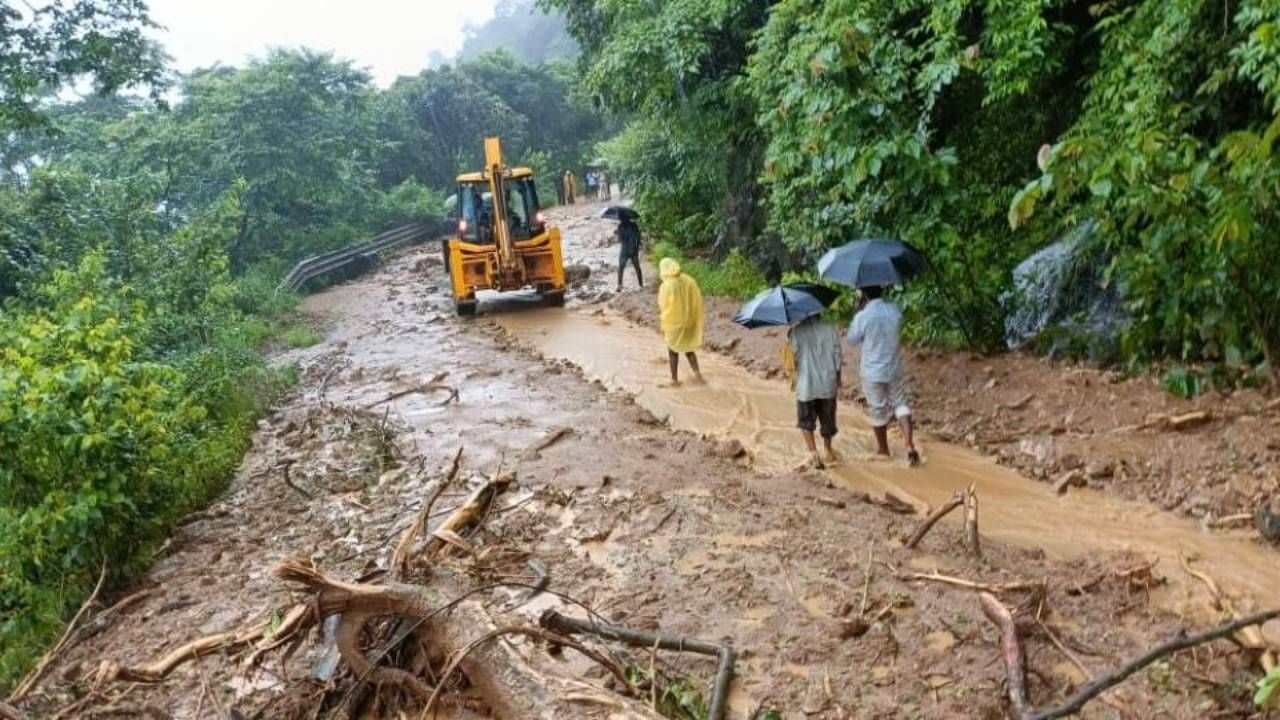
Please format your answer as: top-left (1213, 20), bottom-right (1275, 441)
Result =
top-left (1027, 607), bottom-right (1280, 720)
top-left (903, 491), bottom-right (964, 549)
top-left (979, 592), bottom-right (1033, 720)
top-left (391, 447), bottom-right (463, 577)
top-left (423, 588), bottom-right (664, 719)
top-left (540, 609), bottom-right (737, 720)
top-left (418, 471), bottom-right (514, 560)
top-left (963, 484), bottom-right (981, 558)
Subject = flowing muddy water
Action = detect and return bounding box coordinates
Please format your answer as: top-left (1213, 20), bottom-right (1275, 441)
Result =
top-left (493, 303), bottom-right (1280, 641)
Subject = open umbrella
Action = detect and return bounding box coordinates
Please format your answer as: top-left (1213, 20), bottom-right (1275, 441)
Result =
top-left (599, 206), bottom-right (640, 222)
top-left (817, 238), bottom-right (927, 288)
top-left (733, 283), bottom-right (841, 329)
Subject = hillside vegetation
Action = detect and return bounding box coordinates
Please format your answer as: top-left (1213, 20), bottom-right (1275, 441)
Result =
top-left (0, 0), bottom-right (604, 689)
top-left (556, 0), bottom-right (1280, 382)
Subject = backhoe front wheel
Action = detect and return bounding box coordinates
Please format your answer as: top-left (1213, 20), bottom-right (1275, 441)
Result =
top-left (455, 299), bottom-right (477, 316)
top-left (542, 289), bottom-right (565, 307)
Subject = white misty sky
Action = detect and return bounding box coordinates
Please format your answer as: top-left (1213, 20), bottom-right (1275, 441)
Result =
top-left (144, 0), bottom-right (501, 86)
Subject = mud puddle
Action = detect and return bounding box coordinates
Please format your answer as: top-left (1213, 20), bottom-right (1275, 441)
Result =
top-left (494, 306), bottom-right (1280, 641)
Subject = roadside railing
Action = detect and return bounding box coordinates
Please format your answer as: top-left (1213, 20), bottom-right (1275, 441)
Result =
top-left (277, 222), bottom-right (437, 293)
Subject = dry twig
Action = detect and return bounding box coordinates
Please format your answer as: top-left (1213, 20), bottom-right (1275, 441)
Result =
top-left (903, 491), bottom-right (964, 549)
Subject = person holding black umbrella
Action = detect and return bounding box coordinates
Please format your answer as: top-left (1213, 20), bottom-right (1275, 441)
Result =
top-left (616, 216), bottom-right (643, 291)
top-left (789, 314), bottom-right (843, 469)
top-left (847, 285), bottom-right (919, 465)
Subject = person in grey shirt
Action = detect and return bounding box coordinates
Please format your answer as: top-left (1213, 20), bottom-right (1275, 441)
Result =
top-left (789, 314), bottom-right (842, 468)
top-left (847, 285), bottom-right (920, 465)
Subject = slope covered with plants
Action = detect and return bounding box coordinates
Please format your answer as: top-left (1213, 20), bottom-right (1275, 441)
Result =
top-left (554, 0), bottom-right (1280, 380)
top-left (0, 1), bottom-right (604, 689)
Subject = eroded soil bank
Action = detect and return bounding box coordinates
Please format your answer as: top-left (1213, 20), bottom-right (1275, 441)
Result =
top-left (12, 202), bottom-right (1276, 719)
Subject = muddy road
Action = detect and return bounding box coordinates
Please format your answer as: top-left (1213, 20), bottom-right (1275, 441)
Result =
top-left (18, 202), bottom-right (1277, 719)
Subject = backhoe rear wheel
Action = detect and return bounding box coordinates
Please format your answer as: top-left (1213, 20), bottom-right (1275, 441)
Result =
top-left (456, 300), bottom-right (477, 316)
top-left (542, 290), bottom-right (565, 307)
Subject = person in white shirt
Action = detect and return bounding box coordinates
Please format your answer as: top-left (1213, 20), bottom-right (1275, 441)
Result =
top-left (847, 285), bottom-right (920, 465)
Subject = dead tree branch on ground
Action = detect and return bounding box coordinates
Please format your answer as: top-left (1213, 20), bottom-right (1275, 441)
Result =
top-left (904, 491), bottom-right (964, 549)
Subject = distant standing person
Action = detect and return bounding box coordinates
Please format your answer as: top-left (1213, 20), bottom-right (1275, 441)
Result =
top-left (600, 169), bottom-right (612, 201)
top-left (585, 171), bottom-right (598, 200)
top-left (847, 286), bottom-right (919, 465)
top-left (554, 170), bottom-right (566, 205)
top-left (563, 170), bottom-right (576, 204)
top-left (658, 258), bottom-right (704, 386)
top-left (789, 315), bottom-right (842, 469)
top-left (616, 216), bottom-right (643, 291)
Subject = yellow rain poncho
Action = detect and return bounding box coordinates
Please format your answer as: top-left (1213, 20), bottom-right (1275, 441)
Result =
top-left (658, 258), bottom-right (704, 353)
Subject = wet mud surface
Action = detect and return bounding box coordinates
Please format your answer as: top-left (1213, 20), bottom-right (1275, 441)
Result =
top-left (17, 202), bottom-right (1276, 719)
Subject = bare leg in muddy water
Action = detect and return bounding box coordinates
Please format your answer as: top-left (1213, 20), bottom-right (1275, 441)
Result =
top-left (873, 415), bottom-right (920, 465)
top-left (665, 350), bottom-right (704, 386)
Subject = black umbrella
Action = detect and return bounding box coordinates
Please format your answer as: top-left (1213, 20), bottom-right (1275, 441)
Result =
top-left (599, 206), bottom-right (640, 221)
top-left (817, 238), bottom-right (928, 288)
top-left (733, 283), bottom-right (841, 329)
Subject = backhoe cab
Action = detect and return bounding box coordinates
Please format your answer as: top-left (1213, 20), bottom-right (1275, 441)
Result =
top-left (444, 137), bottom-right (565, 315)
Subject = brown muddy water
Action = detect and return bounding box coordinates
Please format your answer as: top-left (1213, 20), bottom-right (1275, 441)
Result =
top-left (493, 302), bottom-right (1280, 643)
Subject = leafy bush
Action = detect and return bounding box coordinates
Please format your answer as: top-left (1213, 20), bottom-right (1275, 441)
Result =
top-left (651, 240), bottom-right (766, 300)
top-left (0, 255), bottom-right (288, 689)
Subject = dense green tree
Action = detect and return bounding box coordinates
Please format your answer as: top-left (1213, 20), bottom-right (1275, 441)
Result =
top-left (0, 0), bottom-right (166, 129)
top-left (1014, 0), bottom-right (1280, 379)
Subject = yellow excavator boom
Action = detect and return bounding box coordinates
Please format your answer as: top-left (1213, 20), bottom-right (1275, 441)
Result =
top-left (442, 136), bottom-right (566, 315)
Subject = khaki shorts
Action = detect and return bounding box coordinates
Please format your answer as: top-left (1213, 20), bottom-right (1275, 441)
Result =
top-left (862, 375), bottom-right (910, 427)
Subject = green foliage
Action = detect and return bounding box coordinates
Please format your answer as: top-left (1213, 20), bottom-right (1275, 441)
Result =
top-left (652, 240), bottom-right (766, 300)
top-left (1162, 366), bottom-right (1204, 399)
top-left (1257, 666), bottom-right (1280, 710)
top-left (0, 255), bottom-right (288, 689)
top-left (0, 0), bottom-right (166, 129)
top-left (746, 0), bottom-right (1088, 351)
top-left (278, 324), bottom-right (324, 350)
top-left (1013, 0), bottom-right (1280, 381)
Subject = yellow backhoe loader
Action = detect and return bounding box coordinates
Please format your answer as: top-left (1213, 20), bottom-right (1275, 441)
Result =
top-left (443, 137), bottom-right (565, 315)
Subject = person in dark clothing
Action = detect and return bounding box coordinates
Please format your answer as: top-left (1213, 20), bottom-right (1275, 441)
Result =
top-left (617, 217), bottom-right (643, 291)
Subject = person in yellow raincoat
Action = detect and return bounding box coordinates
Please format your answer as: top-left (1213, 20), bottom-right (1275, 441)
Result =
top-left (562, 170), bottom-right (577, 204)
top-left (658, 257), bottom-right (704, 385)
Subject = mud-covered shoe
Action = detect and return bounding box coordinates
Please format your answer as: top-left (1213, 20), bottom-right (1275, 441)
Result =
top-left (907, 449), bottom-right (921, 467)
top-left (809, 452), bottom-right (826, 470)
top-left (823, 449), bottom-right (840, 466)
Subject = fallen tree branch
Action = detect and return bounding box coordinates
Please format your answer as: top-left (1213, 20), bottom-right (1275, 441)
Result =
top-left (365, 372), bottom-right (458, 408)
top-left (1181, 554), bottom-right (1278, 671)
top-left (903, 491), bottom-right (964, 548)
top-left (392, 447), bottom-right (463, 578)
top-left (418, 471), bottom-right (514, 560)
top-left (898, 570), bottom-right (1044, 595)
top-left (963, 484), bottom-right (981, 557)
top-left (1027, 607), bottom-right (1280, 720)
top-left (540, 610), bottom-right (737, 720)
top-left (9, 561), bottom-right (108, 702)
top-left (524, 427), bottom-right (572, 457)
top-left (0, 701), bottom-right (26, 720)
top-left (421, 625), bottom-right (640, 718)
top-left (980, 593), bottom-right (1034, 720)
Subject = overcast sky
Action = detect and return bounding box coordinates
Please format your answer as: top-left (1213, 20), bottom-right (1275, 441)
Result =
top-left (144, 0), bottom-right (501, 86)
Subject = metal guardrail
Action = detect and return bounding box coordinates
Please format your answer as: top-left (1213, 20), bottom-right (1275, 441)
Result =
top-left (277, 222), bottom-right (435, 293)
